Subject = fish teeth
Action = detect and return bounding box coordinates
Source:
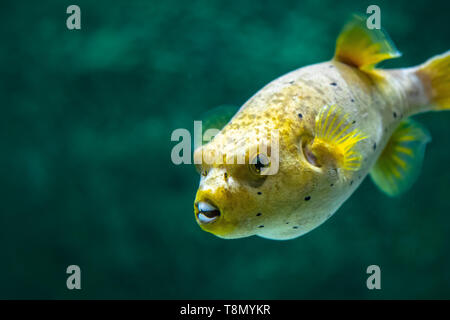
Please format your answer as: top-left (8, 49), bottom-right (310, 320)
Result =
top-left (197, 201), bottom-right (220, 223)
top-left (198, 201), bottom-right (217, 212)
top-left (197, 213), bottom-right (217, 223)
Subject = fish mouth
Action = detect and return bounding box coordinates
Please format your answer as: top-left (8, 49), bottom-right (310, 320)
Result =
top-left (196, 201), bottom-right (221, 224)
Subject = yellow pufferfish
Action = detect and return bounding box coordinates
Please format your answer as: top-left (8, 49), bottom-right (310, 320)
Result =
top-left (193, 15), bottom-right (450, 240)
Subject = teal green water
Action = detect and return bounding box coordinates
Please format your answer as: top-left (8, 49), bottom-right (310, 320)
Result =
top-left (1, 0), bottom-right (449, 299)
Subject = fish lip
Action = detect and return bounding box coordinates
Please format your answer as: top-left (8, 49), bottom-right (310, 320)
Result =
top-left (195, 200), bottom-right (221, 224)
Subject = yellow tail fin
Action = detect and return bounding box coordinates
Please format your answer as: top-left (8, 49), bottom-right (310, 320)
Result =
top-left (370, 119), bottom-right (431, 197)
top-left (334, 15), bottom-right (401, 71)
top-left (417, 51), bottom-right (450, 110)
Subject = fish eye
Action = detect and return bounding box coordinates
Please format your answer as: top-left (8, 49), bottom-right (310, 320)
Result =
top-left (249, 154), bottom-right (270, 175)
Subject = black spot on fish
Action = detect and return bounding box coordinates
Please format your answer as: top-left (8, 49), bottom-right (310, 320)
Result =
top-left (224, 172), bottom-right (228, 179)
top-left (289, 80), bottom-right (295, 84)
top-left (304, 196), bottom-right (311, 201)
top-left (350, 180), bottom-right (354, 185)
top-left (393, 112), bottom-right (397, 118)
top-left (258, 225), bottom-right (264, 228)
top-left (351, 98), bottom-right (355, 103)
top-left (256, 213), bottom-right (262, 216)
top-left (352, 120), bottom-right (356, 124)
top-left (257, 192), bottom-right (262, 195)
top-left (293, 226), bottom-right (299, 229)
top-left (373, 143), bottom-right (377, 151)
top-left (330, 82), bottom-right (337, 86)
top-left (330, 183), bottom-right (334, 187)
top-left (286, 222), bottom-right (289, 224)
top-left (298, 113), bottom-right (303, 119)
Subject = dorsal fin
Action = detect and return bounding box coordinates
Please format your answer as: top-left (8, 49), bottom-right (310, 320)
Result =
top-left (334, 15), bottom-right (401, 71)
top-left (370, 119), bottom-right (431, 196)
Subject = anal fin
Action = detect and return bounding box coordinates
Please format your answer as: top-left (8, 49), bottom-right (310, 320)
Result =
top-left (370, 119), bottom-right (431, 196)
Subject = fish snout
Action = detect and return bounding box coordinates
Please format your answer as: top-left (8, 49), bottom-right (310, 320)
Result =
top-left (195, 201), bottom-right (221, 224)
top-left (194, 187), bottom-right (242, 238)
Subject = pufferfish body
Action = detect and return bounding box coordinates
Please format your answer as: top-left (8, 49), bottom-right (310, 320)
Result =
top-left (193, 15), bottom-right (450, 240)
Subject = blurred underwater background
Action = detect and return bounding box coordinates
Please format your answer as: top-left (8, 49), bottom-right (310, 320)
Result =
top-left (0, 0), bottom-right (449, 298)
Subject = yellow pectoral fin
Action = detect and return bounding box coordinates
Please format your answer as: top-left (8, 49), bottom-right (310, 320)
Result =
top-left (370, 119), bottom-right (431, 197)
top-left (311, 105), bottom-right (367, 179)
top-left (334, 15), bottom-right (401, 71)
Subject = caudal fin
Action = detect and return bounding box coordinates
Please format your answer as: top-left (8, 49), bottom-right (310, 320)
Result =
top-left (417, 51), bottom-right (450, 110)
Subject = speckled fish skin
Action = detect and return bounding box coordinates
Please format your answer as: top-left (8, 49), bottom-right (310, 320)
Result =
top-left (193, 16), bottom-right (450, 240)
top-left (194, 60), bottom-right (427, 240)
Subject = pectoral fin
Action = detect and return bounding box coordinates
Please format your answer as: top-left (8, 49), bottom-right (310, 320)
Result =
top-left (310, 105), bottom-right (367, 179)
top-left (370, 119), bottom-right (431, 196)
